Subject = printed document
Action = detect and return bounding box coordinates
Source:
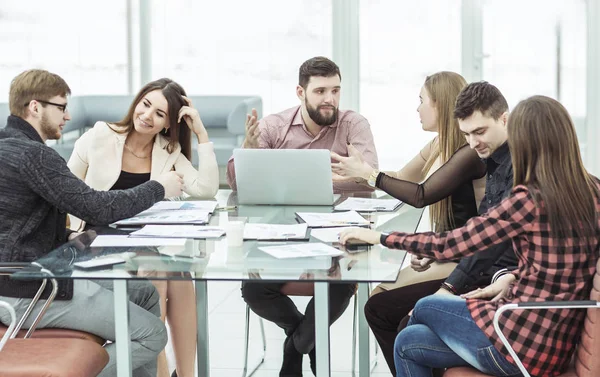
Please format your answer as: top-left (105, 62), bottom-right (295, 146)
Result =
top-left (145, 200), bottom-right (218, 213)
top-left (90, 235), bottom-right (186, 247)
top-left (113, 209), bottom-right (210, 226)
top-left (295, 210), bottom-right (369, 227)
top-left (244, 223), bottom-right (308, 240)
top-left (258, 242), bottom-right (344, 259)
top-left (129, 225), bottom-right (225, 239)
top-left (334, 198), bottom-right (401, 212)
top-left (310, 227), bottom-right (362, 243)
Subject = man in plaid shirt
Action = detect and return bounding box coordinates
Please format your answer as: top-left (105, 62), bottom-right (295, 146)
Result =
top-left (340, 96), bottom-right (600, 377)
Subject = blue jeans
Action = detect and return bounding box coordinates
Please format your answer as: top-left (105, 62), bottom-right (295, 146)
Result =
top-left (394, 295), bottom-right (522, 377)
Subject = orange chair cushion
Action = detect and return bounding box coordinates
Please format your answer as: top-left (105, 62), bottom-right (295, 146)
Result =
top-left (0, 338), bottom-right (109, 377)
top-left (0, 325), bottom-right (104, 345)
top-left (443, 367), bottom-right (490, 377)
top-left (281, 282), bottom-right (315, 296)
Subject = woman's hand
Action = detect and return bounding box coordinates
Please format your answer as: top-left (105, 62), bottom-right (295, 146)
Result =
top-left (331, 144), bottom-right (374, 182)
top-left (338, 228), bottom-right (381, 246)
top-left (178, 96), bottom-right (209, 143)
top-left (461, 273), bottom-right (516, 302)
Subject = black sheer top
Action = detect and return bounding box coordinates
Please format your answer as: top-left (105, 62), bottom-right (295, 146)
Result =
top-left (110, 171), bottom-right (151, 191)
top-left (376, 144), bottom-right (487, 229)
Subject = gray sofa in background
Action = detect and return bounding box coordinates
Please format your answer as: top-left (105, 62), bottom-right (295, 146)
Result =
top-left (0, 95), bottom-right (262, 170)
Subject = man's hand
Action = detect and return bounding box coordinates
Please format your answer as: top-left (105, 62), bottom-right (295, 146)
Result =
top-left (461, 274), bottom-right (516, 302)
top-left (331, 144), bottom-right (373, 182)
top-left (154, 171), bottom-right (184, 198)
top-left (68, 231), bottom-right (83, 241)
top-left (242, 108), bottom-right (260, 149)
top-left (410, 255), bottom-right (435, 272)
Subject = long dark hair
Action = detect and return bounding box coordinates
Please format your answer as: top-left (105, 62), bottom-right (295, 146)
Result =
top-left (112, 78), bottom-right (191, 160)
top-left (508, 95), bottom-right (599, 239)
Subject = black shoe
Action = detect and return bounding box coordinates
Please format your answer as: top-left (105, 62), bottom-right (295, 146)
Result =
top-left (280, 335), bottom-right (303, 377)
top-left (308, 347), bottom-right (316, 376)
top-left (171, 371), bottom-right (177, 377)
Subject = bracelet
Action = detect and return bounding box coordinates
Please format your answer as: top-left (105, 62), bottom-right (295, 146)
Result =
top-left (440, 282), bottom-right (457, 295)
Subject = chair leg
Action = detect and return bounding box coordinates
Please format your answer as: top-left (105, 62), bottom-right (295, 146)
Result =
top-left (351, 294), bottom-right (357, 376)
top-left (241, 305), bottom-right (266, 377)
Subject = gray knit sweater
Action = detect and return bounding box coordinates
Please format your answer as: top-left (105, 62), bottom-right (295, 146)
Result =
top-left (0, 116), bottom-right (165, 299)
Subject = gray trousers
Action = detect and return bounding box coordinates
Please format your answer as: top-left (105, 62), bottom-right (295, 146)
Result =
top-left (0, 279), bottom-right (167, 377)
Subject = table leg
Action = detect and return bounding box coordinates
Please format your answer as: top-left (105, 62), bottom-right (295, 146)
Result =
top-left (114, 279), bottom-right (132, 377)
top-left (196, 281), bottom-right (210, 377)
top-left (357, 283), bottom-right (370, 376)
top-left (314, 282), bottom-right (330, 377)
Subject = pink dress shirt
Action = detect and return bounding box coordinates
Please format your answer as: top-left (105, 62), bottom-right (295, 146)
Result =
top-left (227, 105), bottom-right (378, 193)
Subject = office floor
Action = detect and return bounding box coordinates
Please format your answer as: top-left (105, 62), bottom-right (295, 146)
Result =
top-left (164, 280), bottom-right (395, 377)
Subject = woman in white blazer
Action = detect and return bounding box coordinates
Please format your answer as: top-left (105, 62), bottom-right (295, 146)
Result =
top-left (68, 78), bottom-right (218, 377)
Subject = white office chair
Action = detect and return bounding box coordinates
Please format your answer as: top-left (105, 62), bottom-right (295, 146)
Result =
top-left (242, 283), bottom-right (379, 376)
top-left (241, 304), bottom-right (267, 377)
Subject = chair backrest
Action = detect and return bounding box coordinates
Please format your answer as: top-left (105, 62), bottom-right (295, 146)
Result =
top-left (574, 258), bottom-right (600, 377)
top-left (0, 103), bottom-right (10, 128)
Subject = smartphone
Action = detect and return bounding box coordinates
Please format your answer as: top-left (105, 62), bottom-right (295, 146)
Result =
top-left (73, 257), bottom-right (126, 270)
top-left (345, 243), bottom-right (370, 254)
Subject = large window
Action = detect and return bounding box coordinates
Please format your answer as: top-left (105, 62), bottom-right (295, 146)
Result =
top-left (482, 0), bottom-right (586, 118)
top-left (0, 1), bottom-right (129, 102)
top-left (359, 0), bottom-right (462, 170)
top-left (150, 0), bottom-right (332, 115)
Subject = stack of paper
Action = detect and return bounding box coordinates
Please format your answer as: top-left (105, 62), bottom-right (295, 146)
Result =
top-left (295, 210), bottom-right (370, 228)
top-left (243, 223), bottom-right (308, 241)
top-left (258, 242), bottom-right (344, 259)
top-left (129, 225), bottom-right (225, 239)
top-left (147, 200), bottom-right (218, 213)
top-left (113, 201), bottom-right (218, 226)
top-left (334, 198), bottom-right (402, 212)
top-left (113, 210), bottom-right (211, 226)
top-left (90, 235), bottom-right (186, 247)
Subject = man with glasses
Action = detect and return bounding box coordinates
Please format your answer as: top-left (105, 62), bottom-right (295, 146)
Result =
top-left (0, 69), bottom-right (186, 376)
top-left (21, 98), bottom-right (69, 141)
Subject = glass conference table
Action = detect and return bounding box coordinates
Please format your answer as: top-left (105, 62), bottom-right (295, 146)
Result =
top-left (14, 190), bottom-right (423, 377)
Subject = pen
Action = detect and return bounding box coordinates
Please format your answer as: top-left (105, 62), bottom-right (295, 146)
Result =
top-left (217, 205), bottom-right (237, 211)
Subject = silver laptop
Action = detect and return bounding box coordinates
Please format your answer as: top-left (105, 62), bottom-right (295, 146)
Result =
top-left (233, 149), bottom-right (337, 205)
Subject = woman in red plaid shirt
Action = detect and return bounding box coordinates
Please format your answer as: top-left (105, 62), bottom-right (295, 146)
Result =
top-left (340, 95), bottom-right (600, 377)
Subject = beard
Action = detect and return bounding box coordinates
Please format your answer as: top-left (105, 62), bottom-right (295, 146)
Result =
top-left (40, 113), bottom-right (61, 140)
top-left (305, 99), bottom-right (338, 127)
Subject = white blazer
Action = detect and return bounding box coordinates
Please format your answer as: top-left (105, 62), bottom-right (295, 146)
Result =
top-left (67, 121), bottom-right (219, 231)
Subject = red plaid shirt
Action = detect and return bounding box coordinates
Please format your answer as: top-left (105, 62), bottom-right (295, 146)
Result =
top-left (385, 185), bottom-right (600, 376)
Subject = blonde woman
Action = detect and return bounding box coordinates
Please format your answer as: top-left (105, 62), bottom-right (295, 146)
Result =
top-left (332, 71), bottom-right (486, 373)
top-left (68, 78), bottom-right (218, 377)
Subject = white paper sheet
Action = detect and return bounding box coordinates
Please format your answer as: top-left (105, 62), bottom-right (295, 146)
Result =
top-left (258, 242), bottom-right (344, 259)
top-left (310, 226), bottom-right (362, 243)
top-left (145, 200), bottom-right (218, 213)
top-left (90, 235), bottom-right (186, 247)
top-left (243, 223), bottom-right (308, 240)
top-left (295, 210), bottom-right (369, 227)
top-left (334, 198), bottom-right (401, 212)
top-left (129, 225), bottom-right (225, 239)
top-left (113, 209), bottom-right (210, 226)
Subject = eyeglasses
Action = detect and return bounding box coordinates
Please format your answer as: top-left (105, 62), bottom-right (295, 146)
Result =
top-left (24, 99), bottom-right (68, 113)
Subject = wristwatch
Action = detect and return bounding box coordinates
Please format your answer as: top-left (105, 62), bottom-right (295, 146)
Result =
top-left (367, 169), bottom-right (380, 188)
top-left (380, 232), bottom-right (390, 245)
